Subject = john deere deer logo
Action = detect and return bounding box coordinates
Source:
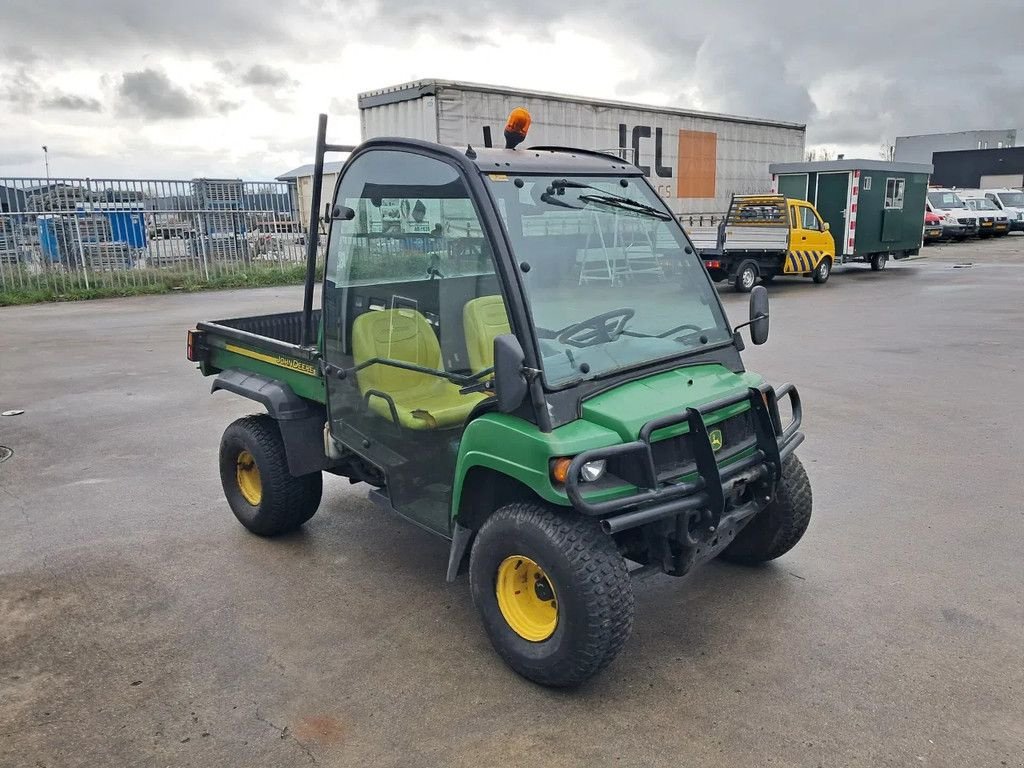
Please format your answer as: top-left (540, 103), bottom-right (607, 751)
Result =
top-left (709, 429), bottom-right (724, 452)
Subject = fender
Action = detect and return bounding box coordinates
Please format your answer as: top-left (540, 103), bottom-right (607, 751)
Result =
top-left (212, 369), bottom-right (332, 476)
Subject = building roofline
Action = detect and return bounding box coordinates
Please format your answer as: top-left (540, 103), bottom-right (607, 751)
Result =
top-left (770, 159), bottom-right (933, 175)
top-left (895, 128), bottom-right (1016, 141)
top-left (357, 78), bottom-right (807, 132)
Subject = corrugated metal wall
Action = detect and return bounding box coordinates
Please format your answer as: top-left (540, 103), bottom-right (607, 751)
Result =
top-left (360, 85), bottom-right (805, 215)
top-left (361, 97), bottom-right (438, 142)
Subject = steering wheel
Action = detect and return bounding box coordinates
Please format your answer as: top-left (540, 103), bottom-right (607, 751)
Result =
top-left (556, 308), bottom-right (635, 348)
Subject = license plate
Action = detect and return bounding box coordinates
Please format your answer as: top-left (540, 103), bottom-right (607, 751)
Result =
top-left (982, 221), bottom-right (992, 227)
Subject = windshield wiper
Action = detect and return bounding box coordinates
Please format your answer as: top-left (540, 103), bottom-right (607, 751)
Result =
top-left (577, 194), bottom-right (672, 221)
top-left (548, 179), bottom-right (672, 221)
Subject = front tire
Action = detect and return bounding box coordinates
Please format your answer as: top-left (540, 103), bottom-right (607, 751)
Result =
top-left (469, 503), bottom-right (634, 687)
top-left (219, 415), bottom-right (322, 536)
top-left (719, 454), bottom-right (812, 565)
top-left (812, 256), bottom-right (832, 284)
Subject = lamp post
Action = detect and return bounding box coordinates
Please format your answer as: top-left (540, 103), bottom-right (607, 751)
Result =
top-left (42, 145), bottom-right (51, 186)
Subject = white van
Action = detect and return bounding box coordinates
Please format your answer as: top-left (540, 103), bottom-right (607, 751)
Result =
top-left (925, 188), bottom-right (977, 240)
top-left (958, 191), bottom-right (1011, 237)
top-left (981, 188), bottom-right (1024, 232)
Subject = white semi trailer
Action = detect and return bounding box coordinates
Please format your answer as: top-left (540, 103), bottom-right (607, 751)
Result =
top-left (358, 79), bottom-right (806, 216)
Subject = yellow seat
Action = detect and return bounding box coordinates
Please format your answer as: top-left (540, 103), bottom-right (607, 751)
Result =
top-left (351, 309), bottom-right (481, 430)
top-left (463, 295), bottom-right (511, 374)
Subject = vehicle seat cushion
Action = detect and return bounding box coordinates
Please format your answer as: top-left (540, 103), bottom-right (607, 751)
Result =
top-left (463, 295), bottom-right (511, 373)
top-left (352, 308), bottom-right (481, 430)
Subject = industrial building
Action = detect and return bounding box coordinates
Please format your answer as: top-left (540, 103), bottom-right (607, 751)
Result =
top-left (894, 129), bottom-right (1017, 165)
top-left (930, 146), bottom-right (1024, 189)
top-left (276, 160), bottom-right (348, 235)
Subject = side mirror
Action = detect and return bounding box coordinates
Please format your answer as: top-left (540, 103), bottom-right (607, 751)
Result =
top-left (331, 204), bottom-right (355, 221)
top-left (493, 334), bottom-right (528, 413)
top-left (823, 222), bottom-right (830, 231)
top-left (749, 285), bottom-right (770, 345)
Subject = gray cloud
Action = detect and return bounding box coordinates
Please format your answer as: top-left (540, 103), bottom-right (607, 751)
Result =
top-left (2, 44), bottom-right (39, 64)
top-left (3, 0), bottom-right (1023, 174)
top-left (41, 94), bottom-right (103, 112)
top-left (1, 67), bottom-right (38, 109)
top-left (117, 69), bottom-right (204, 119)
top-left (0, 0), bottom-right (295, 58)
top-left (240, 64), bottom-right (296, 88)
top-left (0, 69), bottom-right (100, 114)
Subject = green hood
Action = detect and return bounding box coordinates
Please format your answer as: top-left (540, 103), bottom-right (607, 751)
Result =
top-left (580, 364), bottom-right (761, 441)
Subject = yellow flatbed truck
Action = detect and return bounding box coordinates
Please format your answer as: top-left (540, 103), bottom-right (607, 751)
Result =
top-left (689, 194), bottom-right (836, 292)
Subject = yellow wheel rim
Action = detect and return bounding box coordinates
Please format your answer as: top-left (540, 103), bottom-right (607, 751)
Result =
top-left (495, 555), bottom-right (558, 642)
top-left (236, 450), bottom-right (263, 506)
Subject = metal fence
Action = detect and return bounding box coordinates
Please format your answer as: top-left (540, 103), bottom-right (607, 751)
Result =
top-left (0, 176), bottom-right (325, 298)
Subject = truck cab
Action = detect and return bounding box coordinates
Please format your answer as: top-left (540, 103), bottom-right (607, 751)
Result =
top-left (188, 113), bottom-right (811, 687)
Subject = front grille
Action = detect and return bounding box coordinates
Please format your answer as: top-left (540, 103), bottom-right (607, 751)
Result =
top-left (609, 409), bottom-right (756, 484)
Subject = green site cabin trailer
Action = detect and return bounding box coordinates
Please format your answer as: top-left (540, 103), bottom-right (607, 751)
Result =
top-left (187, 112), bottom-right (813, 688)
top-left (769, 159), bottom-right (933, 271)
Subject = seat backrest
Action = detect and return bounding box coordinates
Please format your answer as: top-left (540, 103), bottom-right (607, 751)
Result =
top-left (351, 309), bottom-right (442, 395)
top-left (463, 295), bottom-right (511, 373)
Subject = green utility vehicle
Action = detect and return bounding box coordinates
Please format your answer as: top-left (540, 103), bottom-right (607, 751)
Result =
top-left (188, 112), bottom-right (811, 687)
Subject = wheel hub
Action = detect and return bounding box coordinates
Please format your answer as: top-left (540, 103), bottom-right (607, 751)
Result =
top-left (495, 555), bottom-right (558, 642)
top-left (236, 450), bottom-right (263, 506)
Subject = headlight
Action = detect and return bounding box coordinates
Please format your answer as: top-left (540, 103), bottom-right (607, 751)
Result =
top-left (550, 457), bottom-right (608, 484)
top-left (580, 460), bottom-right (607, 483)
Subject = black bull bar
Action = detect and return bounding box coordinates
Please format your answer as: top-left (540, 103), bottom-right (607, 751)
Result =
top-left (565, 385), bottom-right (803, 536)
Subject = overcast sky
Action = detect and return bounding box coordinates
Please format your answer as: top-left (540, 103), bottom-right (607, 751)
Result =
top-left (1, 0), bottom-right (1022, 180)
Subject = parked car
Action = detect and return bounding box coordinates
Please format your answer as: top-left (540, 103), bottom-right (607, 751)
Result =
top-left (960, 195), bottom-right (1010, 237)
top-left (923, 210), bottom-right (943, 243)
top-left (982, 188), bottom-right (1024, 232)
top-left (926, 188), bottom-right (977, 240)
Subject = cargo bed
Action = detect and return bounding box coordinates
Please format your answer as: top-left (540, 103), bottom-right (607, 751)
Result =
top-left (193, 310), bottom-right (325, 403)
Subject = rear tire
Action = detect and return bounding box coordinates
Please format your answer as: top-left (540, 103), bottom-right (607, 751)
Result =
top-left (812, 256), bottom-right (832, 284)
top-left (734, 261), bottom-right (758, 293)
top-left (219, 415), bottom-right (322, 536)
top-left (469, 503), bottom-right (634, 687)
top-left (719, 454), bottom-right (812, 565)
top-left (870, 254), bottom-right (888, 271)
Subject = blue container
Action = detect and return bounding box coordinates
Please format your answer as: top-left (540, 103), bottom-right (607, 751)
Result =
top-left (73, 204), bottom-right (149, 249)
top-left (103, 210), bottom-right (147, 248)
top-left (37, 215), bottom-right (63, 263)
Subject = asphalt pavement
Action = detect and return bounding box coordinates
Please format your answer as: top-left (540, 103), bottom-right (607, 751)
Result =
top-left (2, 236), bottom-right (1022, 767)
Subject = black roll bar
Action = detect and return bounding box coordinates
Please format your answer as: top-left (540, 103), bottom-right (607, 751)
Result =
top-left (300, 114), bottom-right (357, 349)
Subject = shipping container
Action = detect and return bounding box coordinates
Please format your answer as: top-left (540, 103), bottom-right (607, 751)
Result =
top-left (769, 159), bottom-right (932, 270)
top-left (358, 80), bottom-right (806, 215)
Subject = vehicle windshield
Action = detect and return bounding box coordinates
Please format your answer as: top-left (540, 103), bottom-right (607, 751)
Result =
top-left (488, 174), bottom-right (731, 387)
top-left (966, 198), bottom-right (999, 210)
top-left (928, 191), bottom-right (967, 209)
top-left (996, 192), bottom-right (1024, 207)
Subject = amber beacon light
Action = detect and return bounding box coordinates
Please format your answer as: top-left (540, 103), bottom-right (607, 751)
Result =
top-left (504, 107), bottom-right (532, 149)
